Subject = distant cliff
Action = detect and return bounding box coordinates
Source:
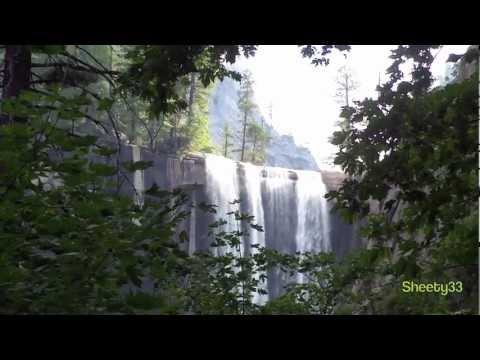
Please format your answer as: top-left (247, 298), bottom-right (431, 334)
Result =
top-left (208, 77), bottom-right (319, 171)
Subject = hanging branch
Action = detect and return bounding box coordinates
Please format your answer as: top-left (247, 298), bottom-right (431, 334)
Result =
top-left (74, 46), bottom-right (114, 74)
top-left (30, 48), bottom-right (118, 93)
top-left (27, 88), bottom-right (111, 136)
top-left (60, 50), bottom-right (118, 88)
top-left (61, 50), bottom-right (118, 75)
top-left (118, 92), bottom-right (162, 152)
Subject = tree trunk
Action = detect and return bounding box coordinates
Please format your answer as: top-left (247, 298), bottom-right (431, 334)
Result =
top-left (1, 45), bottom-right (32, 125)
top-left (224, 131), bottom-right (229, 157)
top-left (169, 114), bottom-right (179, 153)
top-left (187, 73), bottom-right (196, 125)
top-left (130, 116), bottom-right (136, 143)
top-left (251, 133), bottom-right (257, 163)
top-left (345, 73), bottom-right (349, 107)
top-left (240, 111), bottom-right (247, 162)
top-left (344, 73), bottom-right (351, 131)
top-left (109, 45), bottom-right (114, 97)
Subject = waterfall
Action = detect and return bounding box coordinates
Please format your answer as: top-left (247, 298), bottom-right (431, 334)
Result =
top-left (132, 145), bottom-right (145, 208)
top-left (242, 162), bottom-right (268, 305)
top-left (201, 154), bottom-right (333, 301)
top-left (260, 166), bottom-right (298, 254)
top-left (204, 154), bottom-right (241, 257)
top-left (295, 170), bottom-right (331, 284)
top-left (258, 166), bottom-right (298, 299)
top-left (295, 170), bottom-right (331, 253)
top-left (242, 163), bottom-right (265, 249)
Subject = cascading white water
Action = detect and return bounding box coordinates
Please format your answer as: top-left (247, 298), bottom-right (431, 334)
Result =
top-left (256, 166), bottom-right (298, 300)
top-left (260, 167), bottom-right (296, 244)
top-left (295, 170), bottom-right (331, 284)
top-left (295, 170), bottom-right (331, 253)
top-left (242, 163), bottom-right (265, 249)
top-left (203, 154), bottom-right (333, 301)
top-left (204, 154), bottom-right (241, 257)
top-left (242, 163), bottom-right (268, 305)
top-left (132, 145), bottom-right (145, 208)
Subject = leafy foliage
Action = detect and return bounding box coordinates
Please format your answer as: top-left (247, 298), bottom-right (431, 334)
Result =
top-left (300, 45), bottom-right (351, 66)
top-left (1, 44), bottom-right (476, 315)
top-left (245, 121), bottom-right (270, 165)
top-left (117, 46), bottom-right (256, 117)
top-left (0, 92), bottom-right (191, 313)
top-left (325, 45), bottom-right (478, 314)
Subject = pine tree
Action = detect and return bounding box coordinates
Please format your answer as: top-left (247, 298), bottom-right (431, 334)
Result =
top-left (334, 65), bottom-right (359, 132)
top-left (246, 121), bottom-right (270, 165)
top-left (237, 70), bottom-right (255, 162)
top-left (221, 121), bottom-right (233, 157)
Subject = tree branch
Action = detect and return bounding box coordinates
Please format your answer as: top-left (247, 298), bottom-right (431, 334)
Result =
top-left (27, 93), bottom-right (111, 135)
top-left (60, 50), bottom-right (118, 88)
top-left (74, 46), bottom-right (114, 75)
top-left (31, 61), bottom-right (118, 76)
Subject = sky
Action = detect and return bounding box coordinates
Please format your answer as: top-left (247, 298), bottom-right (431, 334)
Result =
top-left (234, 45), bottom-right (471, 170)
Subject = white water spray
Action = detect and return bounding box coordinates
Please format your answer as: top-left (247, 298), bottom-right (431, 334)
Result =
top-left (295, 170), bottom-right (331, 253)
top-left (242, 162), bottom-right (268, 305)
top-left (295, 170), bottom-right (331, 284)
top-left (132, 145), bottom-right (145, 208)
top-left (204, 154), bottom-right (241, 257)
top-left (203, 154), bottom-right (333, 301)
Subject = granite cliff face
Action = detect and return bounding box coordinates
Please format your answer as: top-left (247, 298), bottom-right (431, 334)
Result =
top-left (209, 77), bottom-right (319, 171)
top-left (265, 134), bottom-right (319, 170)
top-left (65, 142), bottom-right (360, 261)
top-left (454, 45), bottom-right (479, 83)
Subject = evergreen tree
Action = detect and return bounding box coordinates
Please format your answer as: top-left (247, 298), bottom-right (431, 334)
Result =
top-left (237, 70), bottom-right (255, 162)
top-left (246, 121), bottom-right (270, 165)
top-left (221, 120), bottom-right (233, 157)
top-left (334, 65), bottom-right (359, 132)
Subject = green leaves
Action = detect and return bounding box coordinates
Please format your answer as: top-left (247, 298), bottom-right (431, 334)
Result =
top-left (0, 45), bottom-right (271, 315)
top-left (32, 45), bottom-right (67, 55)
top-left (119, 45), bottom-right (257, 116)
top-left (57, 133), bottom-right (98, 151)
top-left (325, 46), bottom-right (478, 314)
top-left (97, 98), bottom-right (115, 112)
top-left (179, 230), bottom-right (189, 243)
top-left (55, 157), bottom-right (88, 174)
top-left (94, 146), bottom-right (118, 157)
top-left (250, 223), bottom-right (264, 232)
top-left (145, 183), bottom-right (170, 198)
top-left (3, 43), bottom-right (476, 315)
top-left (0, 82), bottom-right (194, 314)
top-left (125, 293), bottom-right (164, 311)
top-left (121, 160), bottom-right (153, 172)
top-left (90, 163), bottom-right (117, 177)
top-left (197, 202), bottom-right (217, 214)
top-left (300, 45), bottom-right (351, 66)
